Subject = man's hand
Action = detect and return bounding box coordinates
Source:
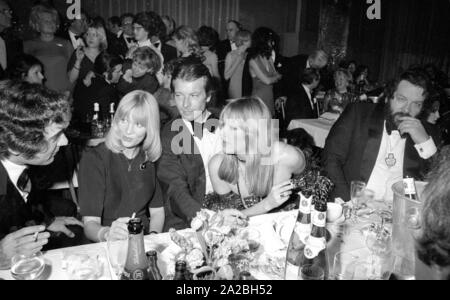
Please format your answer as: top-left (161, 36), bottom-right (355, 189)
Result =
top-left (123, 69), bottom-right (133, 83)
top-left (108, 218), bottom-right (131, 241)
top-left (0, 226), bottom-right (50, 265)
top-left (398, 117), bottom-right (429, 144)
top-left (47, 217), bottom-right (84, 238)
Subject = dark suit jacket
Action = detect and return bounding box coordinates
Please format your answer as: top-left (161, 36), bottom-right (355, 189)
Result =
top-left (283, 54), bottom-right (308, 94)
top-left (157, 113), bottom-right (218, 231)
top-left (108, 33), bottom-right (129, 59)
top-left (0, 163), bottom-right (53, 240)
top-left (160, 43), bottom-right (178, 63)
top-left (285, 84), bottom-right (318, 127)
top-left (217, 39), bottom-right (233, 98)
top-left (322, 102), bottom-right (441, 201)
top-left (0, 29), bottom-right (23, 79)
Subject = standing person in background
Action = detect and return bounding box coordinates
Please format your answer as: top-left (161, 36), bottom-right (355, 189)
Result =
top-left (217, 20), bottom-right (241, 99)
top-left (161, 15), bottom-right (176, 46)
top-left (172, 25), bottom-right (203, 62)
top-left (143, 11), bottom-right (177, 63)
top-left (24, 4), bottom-right (72, 93)
top-left (61, 10), bottom-right (88, 50)
top-left (109, 13), bottom-right (135, 59)
top-left (248, 27), bottom-right (282, 117)
top-left (197, 25), bottom-right (220, 79)
top-left (224, 30), bottom-right (251, 99)
top-left (0, 0), bottom-right (23, 79)
top-left (79, 91), bottom-right (165, 242)
top-left (107, 16), bottom-right (121, 36)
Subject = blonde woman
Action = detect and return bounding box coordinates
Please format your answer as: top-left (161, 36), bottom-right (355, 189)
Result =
top-left (24, 4), bottom-right (73, 92)
top-left (172, 25), bottom-right (203, 61)
top-left (79, 91), bottom-right (164, 242)
top-left (208, 97), bottom-right (306, 217)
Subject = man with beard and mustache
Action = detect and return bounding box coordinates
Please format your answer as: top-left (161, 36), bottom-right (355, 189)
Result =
top-left (323, 68), bottom-right (441, 201)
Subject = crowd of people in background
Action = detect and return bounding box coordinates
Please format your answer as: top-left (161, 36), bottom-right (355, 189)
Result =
top-left (0, 0), bottom-right (450, 276)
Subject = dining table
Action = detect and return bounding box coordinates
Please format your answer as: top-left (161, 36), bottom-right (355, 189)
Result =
top-left (0, 206), bottom-right (417, 280)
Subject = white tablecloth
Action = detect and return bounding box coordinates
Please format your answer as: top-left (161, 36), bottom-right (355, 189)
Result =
top-left (0, 211), bottom-right (368, 280)
top-left (288, 118), bottom-right (336, 148)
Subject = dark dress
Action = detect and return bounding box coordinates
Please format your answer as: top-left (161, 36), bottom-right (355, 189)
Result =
top-left (116, 60), bottom-right (159, 97)
top-left (78, 143), bottom-right (163, 233)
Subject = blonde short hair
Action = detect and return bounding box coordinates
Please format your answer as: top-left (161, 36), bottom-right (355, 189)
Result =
top-left (29, 5), bottom-right (60, 32)
top-left (105, 91), bottom-right (161, 162)
top-left (85, 24), bottom-right (108, 51)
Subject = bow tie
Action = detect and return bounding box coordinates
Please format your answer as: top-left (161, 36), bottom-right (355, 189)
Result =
top-left (153, 41), bottom-right (161, 49)
top-left (74, 34), bottom-right (83, 40)
top-left (17, 168), bottom-right (31, 194)
top-left (190, 121), bottom-right (205, 140)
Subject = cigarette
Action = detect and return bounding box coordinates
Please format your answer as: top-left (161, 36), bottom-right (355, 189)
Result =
top-left (131, 213), bottom-right (136, 219)
top-left (33, 232), bottom-right (39, 242)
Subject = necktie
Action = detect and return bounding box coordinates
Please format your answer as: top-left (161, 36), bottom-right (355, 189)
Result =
top-left (17, 168), bottom-right (31, 194)
top-left (190, 121), bottom-right (205, 140)
top-left (125, 37), bottom-right (136, 44)
top-left (153, 42), bottom-right (161, 49)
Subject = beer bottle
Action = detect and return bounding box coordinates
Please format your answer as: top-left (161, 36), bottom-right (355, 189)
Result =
top-left (121, 218), bottom-right (149, 280)
top-left (173, 260), bottom-right (191, 280)
top-left (403, 176), bottom-right (417, 201)
top-left (298, 200), bottom-right (328, 280)
top-left (146, 250), bottom-right (162, 280)
top-left (284, 192), bottom-right (313, 280)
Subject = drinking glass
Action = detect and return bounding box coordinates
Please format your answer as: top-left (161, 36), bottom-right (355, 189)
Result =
top-left (350, 181), bottom-right (367, 222)
top-left (106, 236), bottom-right (128, 279)
top-left (299, 265), bottom-right (324, 280)
top-left (363, 223), bottom-right (393, 280)
top-left (10, 252), bottom-right (45, 280)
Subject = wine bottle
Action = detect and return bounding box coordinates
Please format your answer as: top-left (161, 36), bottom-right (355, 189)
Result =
top-left (298, 200), bottom-right (328, 280)
top-left (91, 102), bottom-right (104, 138)
top-left (121, 218), bottom-right (149, 280)
top-left (173, 260), bottom-right (191, 280)
top-left (284, 192), bottom-right (313, 280)
top-left (146, 250), bottom-right (163, 280)
top-left (403, 176), bottom-right (417, 201)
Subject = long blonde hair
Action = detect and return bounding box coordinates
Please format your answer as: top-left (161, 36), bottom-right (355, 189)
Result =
top-left (105, 91), bottom-right (161, 162)
top-left (218, 97), bottom-right (276, 197)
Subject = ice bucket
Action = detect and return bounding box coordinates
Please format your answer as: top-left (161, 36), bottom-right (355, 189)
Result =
top-left (391, 181), bottom-right (427, 279)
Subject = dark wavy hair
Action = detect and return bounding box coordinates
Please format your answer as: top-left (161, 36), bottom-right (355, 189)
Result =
top-left (0, 80), bottom-right (71, 160)
top-left (248, 27), bottom-right (279, 60)
top-left (383, 67), bottom-right (432, 104)
top-left (134, 11), bottom-right (166, 41)
top-left (94, 52), bottom-right (123, 81)
top-left (7, 54), bottom-right (44, 81)
top-left (197, 25), bottom-right (219, 51)
top-left (416, 146), bottom-right (450, 275)
top-left (170, 57), bottom-right (214, 96)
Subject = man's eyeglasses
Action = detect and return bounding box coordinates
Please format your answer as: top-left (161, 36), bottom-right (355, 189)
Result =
top-left (0, 9), bottom-right (12, 15)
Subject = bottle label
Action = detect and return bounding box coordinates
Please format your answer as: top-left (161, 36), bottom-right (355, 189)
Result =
top-left (299, 193), bottom-right (313, 215)
top-left (304, 236), bottom-right (326, 259)
top-left (312, 211), bottom-right (326, 228)
top-left (403, 178), bottom-right (417, 195)
top-left (294, 223), bottom-right (311, 245)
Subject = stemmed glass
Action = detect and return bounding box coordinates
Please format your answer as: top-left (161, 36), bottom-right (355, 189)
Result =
top-left (106, 235), bottom-right (128, 280)
top-left (350, 181), bottom-right (367, 223)
top-left (362, 222), bottom-right (393, 280)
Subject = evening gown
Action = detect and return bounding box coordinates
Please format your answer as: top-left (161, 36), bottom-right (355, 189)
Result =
top-left (250, 55), bottom-right (277, 116)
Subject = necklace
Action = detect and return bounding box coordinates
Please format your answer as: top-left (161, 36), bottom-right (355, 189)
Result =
top-left (122, 149), bottom-right (139, 172)
top-left (385, 131), bottom-right (402, 169)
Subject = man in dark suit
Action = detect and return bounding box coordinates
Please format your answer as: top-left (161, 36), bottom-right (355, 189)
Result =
top-left (323, 68), bottom-right (441, 201)
top-left (0, 81), bottom-right (84, 266)
top-left (108, 13), bottom-right (135, 59)
top-left (285, 68), bottom-right (321, 127)
top-left (0, 0), bottom-right (23, 79)
top-left (157, 59), bottom-right (245, 230)
top-left (59, 10), bottom-right (88, 50)
top-left (217, 20), bottom-right (242, 99)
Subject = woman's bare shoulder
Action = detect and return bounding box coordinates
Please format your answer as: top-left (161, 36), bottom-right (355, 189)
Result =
top-left (273, 142), bottom-right (305, 169)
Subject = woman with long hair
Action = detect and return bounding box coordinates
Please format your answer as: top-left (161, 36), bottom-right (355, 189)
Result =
top-left (208, 97), bottom-right (306, 216)
top-left (247, 28), bottom-right (282, 116)
top-left (79, 90), bottom-right (164, 242)
top-left (172, 25), bottom-right (203, 61)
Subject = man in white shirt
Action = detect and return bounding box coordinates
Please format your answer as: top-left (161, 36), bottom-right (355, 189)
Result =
top-left (157, 59), bottom-right (245, 230)
top-left (0, 81), bottom-right (84, 267)
top-left (323, 68), bottom-right (440, 201)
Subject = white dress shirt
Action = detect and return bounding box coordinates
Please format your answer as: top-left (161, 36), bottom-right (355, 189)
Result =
top-left (230, 40), bottom-right (237, 51)
top-left (136, 39), bottom-right (164, 65)
top-left (0, 35), bottom-right (7, 70)
top-left (1, 159), bottom-right (29, 201)
top-left (68, 30), bottom-right (85, 49)
top-left (367, 122), bottom-right (437, 201)
top-left (182, 112), bottom-right (223, 194)
top-left (301, 84), bottom-right (314, 110)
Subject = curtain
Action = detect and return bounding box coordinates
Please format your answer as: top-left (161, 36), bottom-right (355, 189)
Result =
top-left (90, 0), bottom-right (239, 35)
top-left (347, 0), bottom-right (450, 83)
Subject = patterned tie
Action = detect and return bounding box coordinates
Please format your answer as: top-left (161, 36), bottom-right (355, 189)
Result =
top-left (17, 168), bottom-right (31, 194)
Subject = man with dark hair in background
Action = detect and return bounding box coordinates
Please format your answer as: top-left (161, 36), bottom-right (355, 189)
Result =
top-left (0, 81), bottom-right (84, 268)
top-left (0, 0), bottom-right (23, 79)
top-left (323, 68), bottom-right (441, 201)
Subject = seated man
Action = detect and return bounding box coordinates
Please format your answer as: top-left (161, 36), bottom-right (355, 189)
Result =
top-left (157, 58), bottom-right (245, 230)
top-left (322, 68), bottom-right (441, 201)
top-left (285, 68), bottom-right (320, 127)
top-left (0, 81), bottom-right (84, 267)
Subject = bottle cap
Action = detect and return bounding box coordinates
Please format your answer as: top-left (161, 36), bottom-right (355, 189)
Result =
top-left (110, 102), bottom-right (115, 113)
top-left (94, 102), bottom-right (100, 111)
top-left (127, 218), bottom-right (143, 234)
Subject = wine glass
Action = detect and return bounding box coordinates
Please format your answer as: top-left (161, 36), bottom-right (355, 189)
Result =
top-left (350, 181), bottom-right (367, 223)
top-left (363, 223), bottom-right (393, 280)
top-left (106, 236), bottom-right (128, 279)
top-left (10, 252), bottom-right (45, 280)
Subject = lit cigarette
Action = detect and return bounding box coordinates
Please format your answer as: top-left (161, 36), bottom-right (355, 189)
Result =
top-left (131, 213), bottom-right (136, 219)
top-left (33, 232), bottom-right (39, 242)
